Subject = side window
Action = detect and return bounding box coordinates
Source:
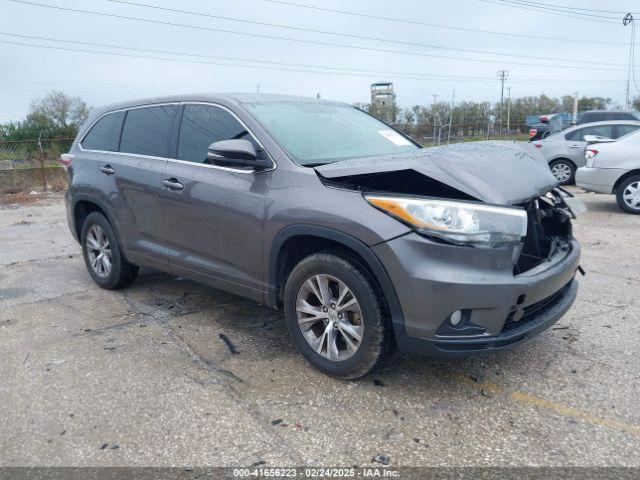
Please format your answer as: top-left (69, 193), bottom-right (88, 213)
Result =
top-left (119, 105), bottom-right (176, 157)
top-left (564, 129), bottom-right (582, 141)
top-left (177, 104), bottom-right (252, 163)
top-left (81, 112), bottom-right (125, 151)
top-left (615, 124), bottom-right (640, 138)
top-left (565, 126), bottom-right (615, 141)
top-left (574, 125), bottom-right (613, 140)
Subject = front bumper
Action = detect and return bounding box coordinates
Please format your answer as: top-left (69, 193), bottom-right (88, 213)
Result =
top-left (372, 233), bottom-right (581, 357)
top-left (576, 167), bottom-right (628, 194)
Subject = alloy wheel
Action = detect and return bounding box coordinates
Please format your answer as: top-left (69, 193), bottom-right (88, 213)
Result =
top-left (86, 224), bottom-right (112, 278)
top-left (622, 181), bottom-right (640, 210)
top-left (551, 162), bottom-right (572, 183)
top-left (295, 274), bottom-right (364, 361)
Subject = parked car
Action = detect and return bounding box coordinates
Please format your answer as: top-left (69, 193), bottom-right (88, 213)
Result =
top-left (576, 131), bottom-right (640, 214)
top-left (531, 121), bottom-right (640, 184)
top-left (528, 113), bottom-right (573, 141)
top-left (61, 94), bottom-right (582, 379)
top-left (528, 111), bottom-right (640, 142)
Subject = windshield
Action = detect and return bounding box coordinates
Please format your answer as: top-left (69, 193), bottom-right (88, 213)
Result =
top-left (244, 101), bottom-right (420, 165)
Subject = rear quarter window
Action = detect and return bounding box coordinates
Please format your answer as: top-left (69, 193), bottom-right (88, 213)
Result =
top-left (81, 111), bottom-right (125, 151)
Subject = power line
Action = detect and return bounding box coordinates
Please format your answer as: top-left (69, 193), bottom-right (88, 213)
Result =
top-left (0, 32), bottom-right (495, 82)
top-left (478, 0), bottom-right (620, 23)
top-left (9, 0), bottom-right (630, 70)
top-left (0, 38), bottom-right (505, 82)
top-left (492, 0), bottom-right (634, 15)
top-left (90, 0), bottom-right (628, 66)
top-left (266, 0), bottom-right (626, 46)
top-left (0, 34), bottom-right (631, 86)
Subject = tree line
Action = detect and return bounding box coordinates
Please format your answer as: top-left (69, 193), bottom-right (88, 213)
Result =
top-left (361, 94), bottom-right (638, 141)
top-left (2, 90), bottom-right (640, 143)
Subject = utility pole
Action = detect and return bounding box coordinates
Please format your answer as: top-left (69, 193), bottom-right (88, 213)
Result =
top-left (624, 13), bottom-right (634, 110)
top-left (256, 84), bottom-right (260, 94)
top-left (497, 70), bottom-right (509, 135)
top-left (572, 92), bottom-right (579, 124)
top-left (447, 90), bottom-right (455, 145)
top-left (506, 87), bottom-right (511, 135)
top-left (432, 94), bottom-right (438, 146)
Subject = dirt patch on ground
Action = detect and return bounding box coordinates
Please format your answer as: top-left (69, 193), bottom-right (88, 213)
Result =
top-left (0, 191), bottom-right (46, 206)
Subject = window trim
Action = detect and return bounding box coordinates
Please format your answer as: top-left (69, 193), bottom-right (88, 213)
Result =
top-left (79, 102), bottom-right (179, 161)
top-left (79, 101), bottom-right (275, 175)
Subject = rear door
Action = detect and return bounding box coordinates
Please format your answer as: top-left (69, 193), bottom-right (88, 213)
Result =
top-left (103, 104), bottom-right (177, 269)
top-left (563, 124), bottom-right (613, 167)
top-left (161, 103), bottom-right (272, 301)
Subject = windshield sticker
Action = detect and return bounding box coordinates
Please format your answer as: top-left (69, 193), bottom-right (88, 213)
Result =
top-left (378, 129), bottom-right (412, 146)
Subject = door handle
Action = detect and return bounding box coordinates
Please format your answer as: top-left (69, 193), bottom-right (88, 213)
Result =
top-left (569, 144), bottom-right (583, 148)
top-left (162, 178), bottom-right (184, 191)
top-left (99, 165), bottom-right (116, 175)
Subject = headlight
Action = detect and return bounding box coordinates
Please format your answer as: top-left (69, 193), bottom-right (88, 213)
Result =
top-left (365, 196), bottom-right (527, 247)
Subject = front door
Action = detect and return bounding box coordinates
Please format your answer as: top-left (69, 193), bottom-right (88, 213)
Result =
top-left (161, 103), bottom-right (272, 301)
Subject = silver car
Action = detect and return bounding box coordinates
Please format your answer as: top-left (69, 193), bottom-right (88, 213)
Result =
top-left (532, 121), bottom-right (640, 185)
top-left (576, 130), bottom-right (640, 214)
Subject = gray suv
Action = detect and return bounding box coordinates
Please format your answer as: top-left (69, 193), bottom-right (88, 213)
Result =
top-left (63, 94), bottom-right (582, 379)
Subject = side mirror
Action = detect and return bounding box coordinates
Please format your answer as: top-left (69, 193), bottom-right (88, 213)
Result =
top-left (583, 135), bottom-right (615, 144)
top-left (207, 139), bottom-right (272, 169)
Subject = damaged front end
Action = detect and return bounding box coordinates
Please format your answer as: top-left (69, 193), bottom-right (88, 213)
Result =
top-left (514, 189), bottom-right (580, 275)
top-left (317, 173), bottom-right (583, 277)
top-left (314, 142), bottom-right (583, 352)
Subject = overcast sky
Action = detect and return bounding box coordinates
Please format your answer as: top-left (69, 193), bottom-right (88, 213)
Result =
top-left (1, 0), bottom-right (639, 121)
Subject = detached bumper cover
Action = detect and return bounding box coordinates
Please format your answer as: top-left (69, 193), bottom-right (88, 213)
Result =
top-left (395, 279), bottom-right (578, 357)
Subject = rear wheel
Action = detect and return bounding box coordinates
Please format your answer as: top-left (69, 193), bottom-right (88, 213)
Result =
top-left (81, 212), bottom-right (138, 289)
top-left (549, 159), bottom-right (576, 185)
top-left (283, 253), bottom-right (389, 379)
top-left (616, 175), bottom-right (640, 214)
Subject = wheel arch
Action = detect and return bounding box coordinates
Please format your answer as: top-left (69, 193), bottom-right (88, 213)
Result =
top-left (267, 225), bottom-right (406, 335)
top-left (72, 195), bottom-right (117, 240)
top-left (613, 169), bottom-right (640, 193)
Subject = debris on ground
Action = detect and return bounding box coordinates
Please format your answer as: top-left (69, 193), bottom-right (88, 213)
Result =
top-left (373, 379), bottom-right (384, 387)
top-left (271, 419), bottom-right (283, 425)
top-left (372, 453), bottom-right (390, 465)
top-left (219, 333), bottom-right (240, 355)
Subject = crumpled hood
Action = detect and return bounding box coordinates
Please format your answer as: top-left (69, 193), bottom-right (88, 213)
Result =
top-left (315, 141), bottom-right (558, 206)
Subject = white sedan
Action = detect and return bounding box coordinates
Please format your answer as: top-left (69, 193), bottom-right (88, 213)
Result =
top-left (576, 131), bottom-right (640, 214)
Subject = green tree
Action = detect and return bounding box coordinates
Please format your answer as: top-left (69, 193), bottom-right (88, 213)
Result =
top-left (27, 90), bottom-right (90, 130)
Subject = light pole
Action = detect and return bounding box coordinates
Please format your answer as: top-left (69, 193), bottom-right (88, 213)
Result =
top-left (506, 87), bottom-right (511, 134)
top-left (497, 70), bottom-right (509, 135)
top-left (624, 13), bottom-right (634, 110)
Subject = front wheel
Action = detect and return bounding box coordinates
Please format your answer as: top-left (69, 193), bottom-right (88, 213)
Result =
top-left (616, 175), bottom-right (640, 214)
top-left (549, 159), bottom-right (576, 185)
top-left (283, 253), bottom-right (389, 379)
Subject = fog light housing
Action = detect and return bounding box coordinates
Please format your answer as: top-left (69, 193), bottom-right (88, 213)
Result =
top-left (449, 310), bottom-right (463, 326)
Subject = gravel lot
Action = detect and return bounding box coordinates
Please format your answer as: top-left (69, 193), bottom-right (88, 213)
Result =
top-left (1, 188), bottom-right (639, 468)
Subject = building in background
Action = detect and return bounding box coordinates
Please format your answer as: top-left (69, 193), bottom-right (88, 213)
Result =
top-left (370, 82), bottom-right (397, 124)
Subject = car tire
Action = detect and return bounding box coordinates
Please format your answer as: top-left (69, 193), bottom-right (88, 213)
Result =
top-left (615, 175), bottom-right (640, 214)
top-left (549, 159), bottom-right (576, 185)
top-left (81, 212), bottom-right (139, 289)
top-left (283, 252), bottom-right (389, 380)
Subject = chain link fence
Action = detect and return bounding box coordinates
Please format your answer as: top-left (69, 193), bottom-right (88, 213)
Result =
top-left (0, 138), bottom-right (73, 194)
